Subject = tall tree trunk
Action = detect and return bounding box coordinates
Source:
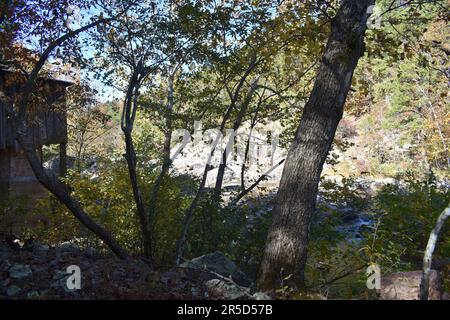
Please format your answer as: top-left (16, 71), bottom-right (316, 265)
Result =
top-left (123, 128), bottom-right (153, 263)
top-left (257, 0), bottom-right (374, 292)
top-left (120, 64), bottom-right (154, 264)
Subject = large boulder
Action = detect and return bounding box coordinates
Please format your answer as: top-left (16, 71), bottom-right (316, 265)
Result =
top-left (180, 251), bottom-right (251, 287)
top-left (380, 270), bottom-right (442, 300)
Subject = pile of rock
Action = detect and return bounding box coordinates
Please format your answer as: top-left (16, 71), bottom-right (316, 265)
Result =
top-left (2, 239), bottom-right (264, 300)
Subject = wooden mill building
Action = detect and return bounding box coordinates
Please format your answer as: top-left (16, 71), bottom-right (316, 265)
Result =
top-left (0, 65), bottom-right (72, 205)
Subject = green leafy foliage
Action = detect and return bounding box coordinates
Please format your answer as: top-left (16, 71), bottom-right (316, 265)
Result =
top-left (367, 171), bottom-right (450, 270)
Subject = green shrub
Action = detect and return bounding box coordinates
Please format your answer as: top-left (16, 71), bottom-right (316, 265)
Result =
top-left (28, 159), bottom-right (194, 263)
top-left (362, 170), bottom-right (450, 290)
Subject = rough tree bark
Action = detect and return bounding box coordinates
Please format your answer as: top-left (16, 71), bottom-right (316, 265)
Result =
top-left (420, 205), bottom-right (450, 300)
top-left (257, 0), bottom-right (375, 291)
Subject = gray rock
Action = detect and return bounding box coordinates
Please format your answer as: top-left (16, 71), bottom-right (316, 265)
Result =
top-left (180, 251), bottom-right (251, 287)
top-left (9, 264), bottom-right (32, 282)
top-left (204, 279), bottom-right (250, 300)
top-left (252, 292), bottom-right (271, 300)
top-left (6, 285), bottom-right (21, 297)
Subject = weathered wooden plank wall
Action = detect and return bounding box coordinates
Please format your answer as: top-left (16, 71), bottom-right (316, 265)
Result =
top-left (0, 70), bottom-right (69, 151)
